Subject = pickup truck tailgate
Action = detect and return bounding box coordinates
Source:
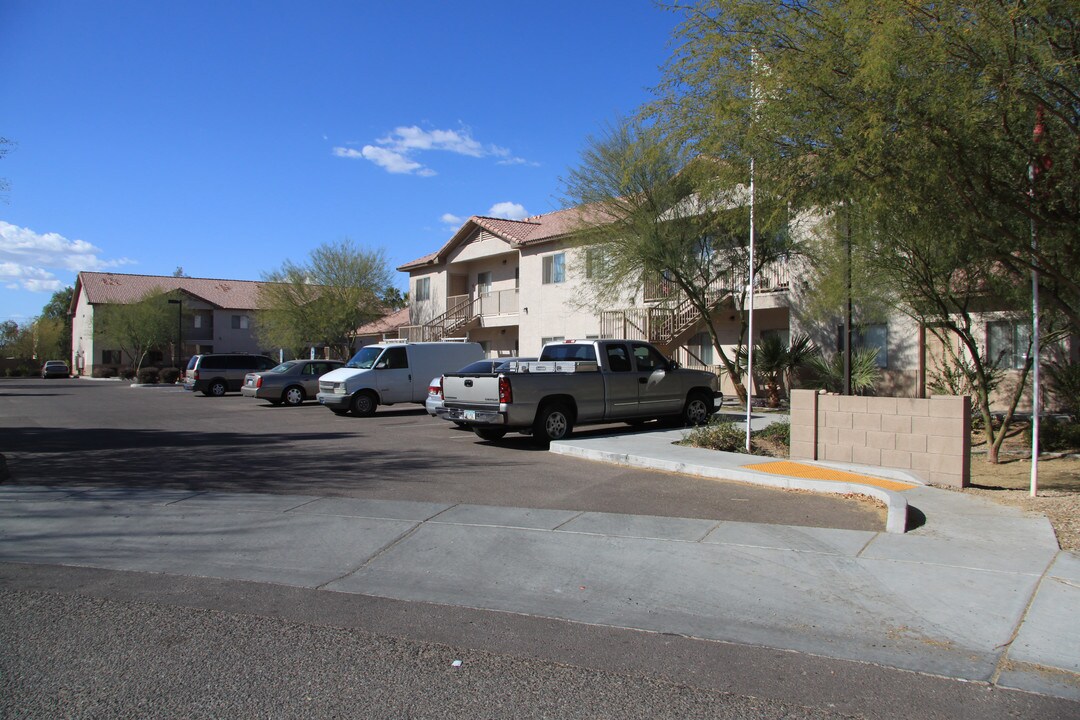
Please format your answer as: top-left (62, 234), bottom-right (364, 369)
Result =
top-left (441, 374), bottom-right (502, 405)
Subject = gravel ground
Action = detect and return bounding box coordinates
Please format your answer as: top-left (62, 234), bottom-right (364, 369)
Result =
top-left (0, 589), bottom-right (858, 720)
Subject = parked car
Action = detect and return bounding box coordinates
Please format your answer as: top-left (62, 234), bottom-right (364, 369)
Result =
top-left (426, 357), bottom-right (536, 419)
top-left (241, 359), bottom-right (345, 406)
top-left (183, 353), bottom-right (277, 396)
top-left (316, 340), bottom-right (484, 417)
top-left (41, 360), bottom-right (70, 379)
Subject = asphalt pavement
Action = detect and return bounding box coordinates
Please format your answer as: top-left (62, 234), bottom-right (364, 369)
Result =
top-left (1, 421), bottom-right (1077, 703)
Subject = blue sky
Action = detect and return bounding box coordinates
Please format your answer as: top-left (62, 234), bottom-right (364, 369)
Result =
top-left (0, 0), bottom-right (683, 324)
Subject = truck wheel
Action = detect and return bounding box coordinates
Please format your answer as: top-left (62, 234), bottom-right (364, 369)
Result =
top-left (351, 391), bottom-right (378, 417)
top-left (474, 428), bottom-right (508, 441)
top-left (533, 402), bottom-right (573, 444)
top-left (682, 391), bottom-right (713, 426)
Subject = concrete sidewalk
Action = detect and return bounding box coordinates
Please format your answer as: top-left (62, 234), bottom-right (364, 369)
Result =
top-left (1, 425), bottom-right (1077, 701)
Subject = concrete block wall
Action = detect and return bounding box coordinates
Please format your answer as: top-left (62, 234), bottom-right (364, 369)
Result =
top-left (789, 389), bottom-right (971, 487)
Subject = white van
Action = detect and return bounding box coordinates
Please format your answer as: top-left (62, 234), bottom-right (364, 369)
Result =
top-left (316, 340), bottom-right (485, 417)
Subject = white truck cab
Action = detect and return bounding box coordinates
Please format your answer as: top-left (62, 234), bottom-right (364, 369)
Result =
top-left (316, 340), bottom-right (484, 417)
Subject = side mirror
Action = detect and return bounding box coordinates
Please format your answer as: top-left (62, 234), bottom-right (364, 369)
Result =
top-left (668, 361), bottom-right (680, 370)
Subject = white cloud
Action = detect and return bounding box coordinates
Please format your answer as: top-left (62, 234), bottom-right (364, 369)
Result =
top-left (359, 146), bottom-right (428, 175)
top-left (441, 213), bottom-right (464, 226)
top-left (0, 221), bottom-right (134, 293)
top-left (334, 124), bottom-right (529, 176)
top-left (487, 202), bottom-right (529, 220)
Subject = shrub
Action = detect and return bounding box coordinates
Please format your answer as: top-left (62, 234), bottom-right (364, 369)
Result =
top-left (1045, 360), bottom-right (1080, 421)
top-left (682, 419), bottom-right (745, 452)
top-left (136, 367), bottom-right (160, 384)
top-left (1025, 417), bottom-right (1080, 453)
top-left (119, 366), bottom-right (136, 380)
top-left (757, 420), bottom-right (790, 445)
top-left (92, 366), bottom-right (118, 378)
top-left (160, 367), bottom-right (181, 384)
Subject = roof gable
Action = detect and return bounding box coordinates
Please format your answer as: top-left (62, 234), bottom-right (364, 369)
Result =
top-left (397, 206), bottom-right (592, 272)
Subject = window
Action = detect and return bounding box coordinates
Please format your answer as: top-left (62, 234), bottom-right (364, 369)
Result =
top-left (415, 277), bottom-right (431, 301)
top-left (231, 315), bottom-right (249, 330)
top-left (378, 347), bottom-right (409, 369)
top-left (585, 248), bottom-right (609, 279)
top-left (542, 253), bottom-right (565, 284)
top-left (476, 271), bottom-right (492, 296)
top-left (193, 315), bottom-right (203, 329)
top-left (691, 332), bottom-right (713, 365)
top-left (606, 344), bottom-right (632, 372)
top-left (541, 336), bottom-right (565, 346)
top-left (102, 350), bottom-right (123, 364)
top-left (987, 320), bottom-right (1031, 370)
top-left (837, 323), bottom-right (888, 368)
top-left (147, 350), bottom-right (164, 364)
top-left (761, 328), bottom-right (790, 348)
top-left (631, 342), bottom-right (668, 372)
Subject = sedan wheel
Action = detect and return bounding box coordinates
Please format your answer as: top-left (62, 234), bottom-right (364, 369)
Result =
top-left (283, 386), bottom-right (305, 406)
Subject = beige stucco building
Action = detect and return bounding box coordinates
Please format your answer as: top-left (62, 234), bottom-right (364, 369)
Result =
top-left (397, 208), bottom-right (1066, 409)
top-left (70, 272), bottom-right (267, 375)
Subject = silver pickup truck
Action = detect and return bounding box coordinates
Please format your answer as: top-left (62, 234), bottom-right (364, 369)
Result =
top-left (441, 339), bottom-right (721, 443)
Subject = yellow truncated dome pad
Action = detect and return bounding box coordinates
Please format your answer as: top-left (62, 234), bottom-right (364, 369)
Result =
top-left (745, 461), bottom-right (917, 491)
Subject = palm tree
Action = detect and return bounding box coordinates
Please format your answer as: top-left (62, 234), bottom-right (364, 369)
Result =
top-left (807, 346), bottom-right (882, 395)
top-left (739, 333), bottom-right (818, 408)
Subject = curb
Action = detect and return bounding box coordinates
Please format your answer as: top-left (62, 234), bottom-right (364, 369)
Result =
top-left (549, 442), bottom-right (909, 534)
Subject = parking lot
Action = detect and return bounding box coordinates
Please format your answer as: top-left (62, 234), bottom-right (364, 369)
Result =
top-left (0, 377), bottom-right (882, 530)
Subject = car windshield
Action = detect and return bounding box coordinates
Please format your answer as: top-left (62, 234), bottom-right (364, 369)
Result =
top-left (346, 346), bottom-right (383, 369)
top-left (269, 361), bottom-right (298, 374)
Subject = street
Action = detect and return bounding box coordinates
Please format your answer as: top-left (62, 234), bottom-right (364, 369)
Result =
top-left (2, 377), bottom-right (1078, 719)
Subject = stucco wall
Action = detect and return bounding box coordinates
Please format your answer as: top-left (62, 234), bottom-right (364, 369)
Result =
top-left (789, 388), bottom-right (971, 488)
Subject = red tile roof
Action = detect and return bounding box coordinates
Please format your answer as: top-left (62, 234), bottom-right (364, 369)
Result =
top-left (397, 206), bottom-right (599, 271)
top-left (355, 307), bottom-right (409, 335)
top-left (75, 272), bottom-right (268, 310)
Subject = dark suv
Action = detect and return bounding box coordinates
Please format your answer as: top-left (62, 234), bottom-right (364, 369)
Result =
top-left (183, 353), bottom-right (276, 396)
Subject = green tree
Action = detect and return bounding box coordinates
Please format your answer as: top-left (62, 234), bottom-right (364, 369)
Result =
top-left (257, 239), bottom-right (392, 360)
top-left (0, 320), bottom-right (18, 355)
top-left (658, 0), bottom-right (1077, 330)
top-left (561, 118), bottom-right (794, 403)
top-left (41, 286), bottom-right (74, 361)
top-left (95, 288), bottom-right (179, 372)
top-left (655, 0), bottom-right (1077, 461)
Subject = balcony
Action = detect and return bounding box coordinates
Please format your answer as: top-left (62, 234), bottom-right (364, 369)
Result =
top-left (400, 289), bottom-right (519, 342)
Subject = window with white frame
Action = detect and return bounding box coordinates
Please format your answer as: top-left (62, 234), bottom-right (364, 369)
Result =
top-left (231, 315), bottom-right (249, 330)
top-left (542, 253), bottom-right (565, 284)
top-left (541, 336), bottom-right (565, 346)
top-left (987, 320), bottom-right (1031, 370)
top-left (414, 277), bottom-right (431, 302)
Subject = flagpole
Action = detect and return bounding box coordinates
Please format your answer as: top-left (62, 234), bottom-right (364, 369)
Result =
top-left (1030, 105), bottom-right (1046, 497)
top-left (745, 156), bottom-right (755, 452)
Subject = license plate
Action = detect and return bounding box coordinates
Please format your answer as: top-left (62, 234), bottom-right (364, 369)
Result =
top-left (464, 410), bottom-right (476, 420)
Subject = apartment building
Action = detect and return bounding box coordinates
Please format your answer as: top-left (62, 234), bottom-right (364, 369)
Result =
top-left (397, 209), bottom-right (796, 396)
top-left (70, 271), bottom-right (266, 375)
top-left (398, 208), bottom-right (1062, 408)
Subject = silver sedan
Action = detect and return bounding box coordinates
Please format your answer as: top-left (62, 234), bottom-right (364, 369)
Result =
top-left (241, 359), bottom-right (345, 406)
